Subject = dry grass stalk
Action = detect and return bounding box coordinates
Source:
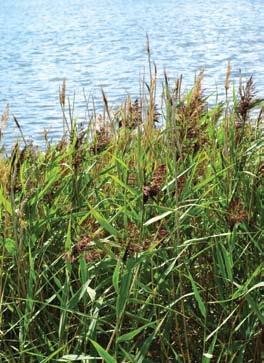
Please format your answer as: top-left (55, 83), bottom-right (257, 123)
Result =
top-left (225, 61), bottom-right (231, 95)
top-left (0, 104), bottom-right (9, 139)
top-left (59, 79), bottom-right (66, 107)
top-left (1, 104), bottom-right (9, 128)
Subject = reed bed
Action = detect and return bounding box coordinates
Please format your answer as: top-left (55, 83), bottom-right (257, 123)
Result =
top-left (0, 64), bottom-right (263, 362)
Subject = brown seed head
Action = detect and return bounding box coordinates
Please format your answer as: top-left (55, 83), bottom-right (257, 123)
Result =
top-left (225, 61), bottom-right (231, 92)
top-left (59, 79), bottom-right (66, 107)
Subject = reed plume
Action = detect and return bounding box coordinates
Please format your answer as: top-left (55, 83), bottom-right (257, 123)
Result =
top-left (225, 60), bottom-right (231, 96)
top-left (0, 104), bottom-right (9, 140)
top-left (59, 79), bottom-right (66, 107)
top-left (237, 75), bottom-right (257, 124)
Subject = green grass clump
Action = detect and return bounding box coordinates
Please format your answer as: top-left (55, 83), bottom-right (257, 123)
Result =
top-left (0, 68), bottom-right (263, 363)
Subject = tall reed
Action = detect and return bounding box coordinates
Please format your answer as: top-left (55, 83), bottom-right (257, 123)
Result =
top-left (0, 64), bottom-right (263, 362)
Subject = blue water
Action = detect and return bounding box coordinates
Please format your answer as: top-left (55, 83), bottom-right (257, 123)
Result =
top-left (1, 0), bottom-right (264, 145)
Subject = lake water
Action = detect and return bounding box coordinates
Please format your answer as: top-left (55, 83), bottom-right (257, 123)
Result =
top-left (1, 0), bottom-right (264, 145)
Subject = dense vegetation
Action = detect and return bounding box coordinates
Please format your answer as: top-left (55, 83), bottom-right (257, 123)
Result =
top-left (0, 64), bottom-right (263, 362)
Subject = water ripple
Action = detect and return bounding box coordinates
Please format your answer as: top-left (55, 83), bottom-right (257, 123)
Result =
top-left (0, 0), bottom-right (264, 145)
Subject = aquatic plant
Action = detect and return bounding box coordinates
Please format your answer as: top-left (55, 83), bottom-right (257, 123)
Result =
top-left (0, 64), bottom-right (263, 363)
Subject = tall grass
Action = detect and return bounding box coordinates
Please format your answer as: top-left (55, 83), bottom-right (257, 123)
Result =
top-left (0, 62), bottom-right (263, 362)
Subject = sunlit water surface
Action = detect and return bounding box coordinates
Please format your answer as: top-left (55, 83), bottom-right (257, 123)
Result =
top-left (1, 0), bottom-right (264, 145)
